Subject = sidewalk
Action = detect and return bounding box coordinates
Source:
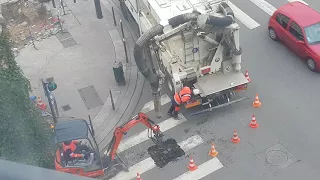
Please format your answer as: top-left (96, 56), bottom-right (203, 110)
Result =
top-left (15, 0), bottom-right (144, 150)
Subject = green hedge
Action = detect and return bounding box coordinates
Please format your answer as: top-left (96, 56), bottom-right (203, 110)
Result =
top-left (0, 27), bottom-right (54, 169)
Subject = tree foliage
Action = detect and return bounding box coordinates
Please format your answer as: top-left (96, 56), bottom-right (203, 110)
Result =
top-left (0, 26), bottom-right (54, 168)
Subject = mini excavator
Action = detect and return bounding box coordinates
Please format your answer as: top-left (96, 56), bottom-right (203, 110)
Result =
top-left (54, 112), bottom-right (184, 179)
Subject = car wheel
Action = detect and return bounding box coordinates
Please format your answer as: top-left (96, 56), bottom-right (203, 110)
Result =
top-left (268, 27), bottom-right (277, 41)
top-left (307, 58), bottom-right (316, 71)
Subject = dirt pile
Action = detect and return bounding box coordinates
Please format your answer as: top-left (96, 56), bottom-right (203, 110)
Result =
top-left (1, 0), bottom-right (62, 48)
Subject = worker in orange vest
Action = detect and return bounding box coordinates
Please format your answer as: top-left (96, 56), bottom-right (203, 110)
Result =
top-left (62, 140), bottom-right (89, 162)
top-left (168, 86), bottom-right (192, 118)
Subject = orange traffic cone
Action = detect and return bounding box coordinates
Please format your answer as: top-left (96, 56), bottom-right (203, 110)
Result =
top-left (208, 142), bottom-right (219, 157)
top-left (231, 130), bottom-right (241, 143)
top-left (36, 96), bottom-right (47, 111)
top-left (252, 94), bottom-right (262, 108)
top-left (136, 173), bottom-right (142, 180)
top-left (187, 156), bottom-right (198, 171)
top-left (245, 70), bottom-right (251, 82)
top-left (249, 114), bottom-right (259, 128)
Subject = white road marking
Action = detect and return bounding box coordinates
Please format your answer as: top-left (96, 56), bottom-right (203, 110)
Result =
top-left (250, 0), bottom-right (277, 16)
top-left (111, 135), bottom-right (205, 180)
top-left (228, 1), bottom-right (260, 29)
top-left (172, 158), bottom-right (224, 180)
top-left (141, 94), bottom-right (171, 113)
top-left (104, 114), bottom-right (187, 154)
top-left (287, 0), bottom-right (308, 5)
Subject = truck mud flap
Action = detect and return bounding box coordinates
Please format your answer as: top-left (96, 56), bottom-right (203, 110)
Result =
top-left (190, 96), bottom-right (249, 116)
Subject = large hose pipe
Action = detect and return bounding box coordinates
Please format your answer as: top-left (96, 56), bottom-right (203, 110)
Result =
top-left (205, 15), bottom-right (233, 27)
top-left (204, 2), bottom-right (234, 27)
top-left (134, 24), bottom-right (164, 91)
top-left (168, 11), bottom-right (200, 28)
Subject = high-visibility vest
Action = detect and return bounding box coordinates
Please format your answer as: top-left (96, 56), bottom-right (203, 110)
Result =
top-left (174, 87), bottom-right (192, 105)
top-left (62, 140), bottom-right (83, 158)
top-left (62, 140), bottom-right (77, 152)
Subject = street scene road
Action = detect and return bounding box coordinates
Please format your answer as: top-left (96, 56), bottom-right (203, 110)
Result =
top-left (8, 0), bottom-right (320, 179)
top-left (111, 0), bottom-right (320, 180)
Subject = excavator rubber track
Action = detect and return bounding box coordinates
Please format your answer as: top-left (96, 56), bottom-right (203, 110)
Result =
top-left (147, 138), bottom-right (185, 168)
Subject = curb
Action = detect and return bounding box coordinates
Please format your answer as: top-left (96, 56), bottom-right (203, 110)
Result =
top-left (94, 0), bottom-right (145, 150)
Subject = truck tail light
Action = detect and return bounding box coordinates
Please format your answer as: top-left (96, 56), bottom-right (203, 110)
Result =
top-left (200, 66), bottom-right (211, 75)
top-left (234, 84), bottom-right (248, 92)
top-left (185, 99), bottom-right (201, 108)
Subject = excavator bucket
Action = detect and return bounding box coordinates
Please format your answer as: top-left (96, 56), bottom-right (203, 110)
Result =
top-left (147, 138), bottom-right (185, 168)
top-left (101, 155), bottom-right (129, 179)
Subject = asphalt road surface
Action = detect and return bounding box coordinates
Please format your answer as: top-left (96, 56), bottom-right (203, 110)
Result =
top-left (109, 0), bottom-right (320, 179)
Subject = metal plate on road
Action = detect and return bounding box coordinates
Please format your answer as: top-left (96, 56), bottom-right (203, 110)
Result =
top-left (78, 85), bottom-right (103, 110)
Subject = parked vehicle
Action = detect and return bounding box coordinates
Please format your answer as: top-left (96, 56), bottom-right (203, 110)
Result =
top-left (268, 1), bottom-right (320, 71)
top-left (120, 0), bottom-right (250, 115)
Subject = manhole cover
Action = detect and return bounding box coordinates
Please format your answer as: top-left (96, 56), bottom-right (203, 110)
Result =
top-left (60, 37), bottom-right (77, 48)
top-left (55, 30), bottom-right (71, 40)
top-left (78, 85), bottom-right (103, 110)
top-left (266, 150), bottom-right (288, 166)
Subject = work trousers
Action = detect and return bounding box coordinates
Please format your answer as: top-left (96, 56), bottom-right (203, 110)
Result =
top-left (168, 98), bottom-right (180, 117)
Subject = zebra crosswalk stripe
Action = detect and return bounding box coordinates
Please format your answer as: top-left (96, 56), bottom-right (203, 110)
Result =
top-left (110, 135), bottom-right (205, 180)
top-left (172, 158), bottom-right (224, 180)
top-left (250, 0), bottom-right (277, 16)
top-left (104, 114), bottom-right (187, 154)
top-left (141, 94), bottom-right (171, 113)
top-left (287, 0), bottom-right (308, 5)
top-left (228, 1), bottom-right (260, 30)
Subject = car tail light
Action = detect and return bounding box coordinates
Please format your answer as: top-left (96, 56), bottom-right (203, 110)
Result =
top-left (200, 66), bottom-right (211, 75)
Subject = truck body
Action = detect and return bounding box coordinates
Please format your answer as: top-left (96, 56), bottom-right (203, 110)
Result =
top-left (120, 0), bottom-right (249, 112)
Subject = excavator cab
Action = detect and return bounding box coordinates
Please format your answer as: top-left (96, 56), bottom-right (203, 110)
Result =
top-left (54, 113), bottom-right (184, 179)
top-left (54, 119), bottom-right (105, 178)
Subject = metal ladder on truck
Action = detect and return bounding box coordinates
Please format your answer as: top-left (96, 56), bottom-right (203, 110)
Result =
top-left (182, 31), bottom-right (195, 64)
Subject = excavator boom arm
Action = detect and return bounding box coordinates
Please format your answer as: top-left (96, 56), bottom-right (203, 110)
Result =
top-left (107, 112), bottom-right (161, 160)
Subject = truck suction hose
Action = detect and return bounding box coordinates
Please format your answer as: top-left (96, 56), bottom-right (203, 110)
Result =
top-left (168, 2), bottom-right (234, 28)
top-left (134, 24), bottom-right (164, 92)
top-left (133, 2), bottom-right (234, 91)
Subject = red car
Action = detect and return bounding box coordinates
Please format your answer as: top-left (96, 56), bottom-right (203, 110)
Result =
top-left (268, 2), bottom-right (320, 71)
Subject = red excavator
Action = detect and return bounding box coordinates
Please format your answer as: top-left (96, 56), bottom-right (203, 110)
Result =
top-left (54, 112), bottom-right (184, 179)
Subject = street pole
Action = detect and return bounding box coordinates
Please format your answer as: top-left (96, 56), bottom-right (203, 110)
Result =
top-left (153, 91), bottom-right (161, 118)
top-left (93, 0), bottom-right (103, 19)
top-left (61, 0), bottom-right (66, 15)
top-left (51, 0), bottom-right (56, 8)
top-left (41, 78), bottom-right (58, 123)
top-left (120, 20), bottom-right (125, 38)
top-left (123, 39), bottom-right (129, 63)
top-left (57, 15), bottom-right (63, 32)
top-left (53, 96), bottom-right (59, 117)
top-left (112, 7), bottom-right (117, 26)
top-left (28, 28), bottom-right (37, 50)
top-left (109, 90), bottom-right (115, 110)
